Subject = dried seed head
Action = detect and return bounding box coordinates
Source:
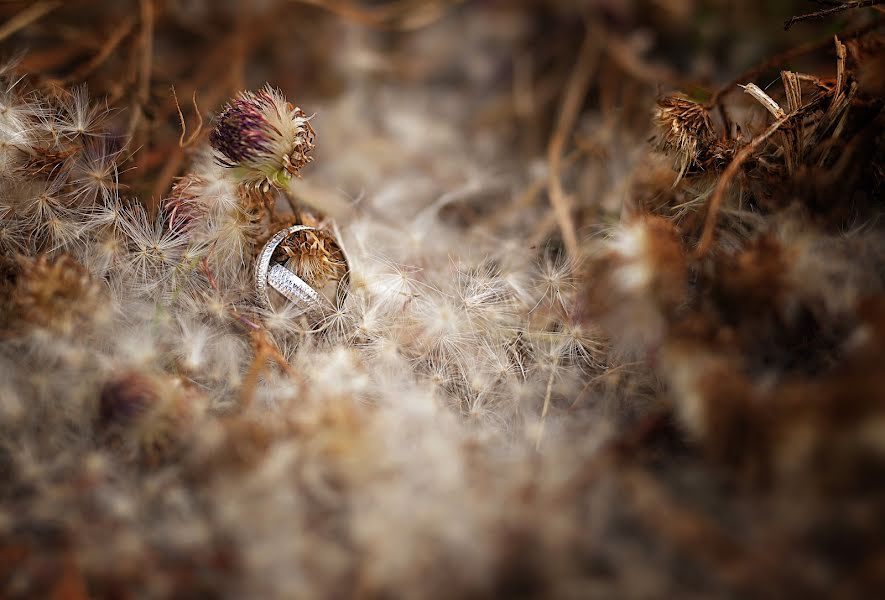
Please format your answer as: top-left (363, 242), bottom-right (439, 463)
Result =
top-left (17, 144), bottom-right (79, 179)
top-left (98, 371), bottom-right (158, 427)
top-left (163, 174), bottom-right (208, 233)
top-left (274, 227), bottom-right (346, 289)
top-left (210, 85), bottom-right (315, 191)
top-left (96, 371), bottom-right (198, 468)
top-left (653, 95), bottom-right (715, 181)
top-left (6, 253), bottom-right (104, 335)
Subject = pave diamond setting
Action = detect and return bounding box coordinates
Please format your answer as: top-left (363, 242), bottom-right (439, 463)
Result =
top-left (268, 264), bottom-right (322, 311)
top-left (255, 225), bottom-right (323, 315)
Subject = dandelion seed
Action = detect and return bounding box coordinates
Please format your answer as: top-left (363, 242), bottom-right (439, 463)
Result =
top-left (39, 209), bottom-right (83, 251)
top-left (412, 289), bottom-right (474, 366)
top-left (118, 205), bottom-right (188, 293)
top-left (11, 176), bottom-right (79, 248)
top-left (257, 299), bottom-right (315, 340)
top-left (68, 139), bottom-right (122, 205)
top-left (534, 252), bottom-right (577, 311)
top-left (0, 84), bottom-right (34, 174)
top-left (76, 224), bottom-right (127, 277)
top-left (0, 207), bottom-right (27, 252)
top-left (453, 260), bottom-right (517, 331)
top-left (175, 318), bottom-right (215, 372)
top-left (354, 255), bottom-right (420, 314)
top-left (202, 206), bottom-right (261, 283)
top-left (177, 283), bottom-right (246, 327)
top-left (56, 85), bottom-right (108, 139)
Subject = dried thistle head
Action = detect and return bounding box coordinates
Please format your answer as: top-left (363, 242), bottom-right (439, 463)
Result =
top-left (653, 94), bottom-right (715, 181)
top-left (163, 173), bottom-right (208, 233)
top-left (97, 371), bottom-right (199, 468)
top-left (209, 85), bottom-right (315, 192)
top-left (16, 144), bottom-right (79, 179)
top-left (6, 253), bottom-right (104, 335)
top-left (275, 226), bottom-right (346, 289)
top-left (98, 371), bottom-right (159, 428)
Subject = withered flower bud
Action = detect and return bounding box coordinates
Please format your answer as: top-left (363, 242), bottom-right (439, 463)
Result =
top-left (271, 222), bottom-right (346, 289)
top-left (163, 174), bottom-right (208, 233)
top-left (210, 85), bottom-right (315, 192)
top-left (98, 372), bottom-right (158, 427)
top-left (653, 95), bottom-right (716, 181)
top-left (6, 253), bottom-right (103, 335)
top-left (97, 372), bottom-right (199, 468)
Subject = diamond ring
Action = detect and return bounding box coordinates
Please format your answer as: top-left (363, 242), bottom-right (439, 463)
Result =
top-left (255, 225), bottom-right (325, 315)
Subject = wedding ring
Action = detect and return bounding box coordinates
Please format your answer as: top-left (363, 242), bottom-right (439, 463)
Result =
top-left (255, 225), bottom-right (324, 315)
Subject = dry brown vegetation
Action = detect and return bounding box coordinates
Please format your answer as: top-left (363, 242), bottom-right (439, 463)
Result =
top-left (0, 1), bottom-right (883, 598)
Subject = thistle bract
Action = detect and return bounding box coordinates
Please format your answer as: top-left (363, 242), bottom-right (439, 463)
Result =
top-left (209, 85), bottom-right (315, 191)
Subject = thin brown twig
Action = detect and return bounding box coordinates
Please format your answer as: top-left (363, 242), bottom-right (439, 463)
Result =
top-left (230, 5), bottom-right (249, 94)
top-left (127, 0), bottom-right (154, 137)
top-left (785, 0), bottom-right (883, 30)
top-left (147, 58), bottom-right (243, 201)
top-left (546, 26), bottom-right (600, 258)
top-left (535, 356), bottom-right (558, 451)
top-left (695, 112), bottom-right (793, 258)
top-left (198, 260), bottom-right (292, 384)
top-left (0, 1), bottom-right (60, 43)
top-left (171, 86), bottom-right (203, 148)
top-left (149, 4), bottom-right (279, 201)
top-left (241, 329), bottom-right (297, 408)
top-left (127, 0), bottom-right (155, 206)
top-left (138, 0), bottom-right (154, 108)
top-left (287, 0), bottom-right (464, 31)
top-left (604, 32), bottom-right (704, 92)
top-left (705, 20), bottom-right (880, 108)
top-left (61, 17), bottom-right (135, 84)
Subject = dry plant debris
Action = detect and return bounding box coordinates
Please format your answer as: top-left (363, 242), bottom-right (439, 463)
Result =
top-left (0, 1), bottom-right (883, 598)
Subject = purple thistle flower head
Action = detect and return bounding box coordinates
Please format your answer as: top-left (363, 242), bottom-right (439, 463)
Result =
top-left (209, 85), bottom-right (315, 191)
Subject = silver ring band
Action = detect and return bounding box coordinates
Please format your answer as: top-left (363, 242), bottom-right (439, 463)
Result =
top-left (255, 225), bottom-right (324, 314)
top-left (267, 263), bottom-right (322, 314)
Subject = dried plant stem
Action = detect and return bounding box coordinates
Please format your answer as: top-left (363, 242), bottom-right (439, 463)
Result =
top-left (129, 0), bottom-right (155, 211)
top-left (137, 0), bottom-right (155, 112)
top-left (604, 32), bottom-right (701, 92)
top-left (706, 22), bottom-right (879, 108)
top-left (287, 0), bottom-right (463, 31)
top-left (695, 112), bottom-right (793, 258)
top-left (62, 17), bottom-right (135, 84)
top-left (172, 86), bottom-right (203, 148)
top-left (241, 330), bottom-right (295, 408)
top-left (0, 1), bottom-right (60, 43)
top-left (196, 259), bottom-right (294, 408)
top-left (535, 356), bottom-right (558, 451)
top-left (547, 28), bottom-right (600, 258)
top-left (150, 75), bottom-right (230, 200)
top-left (128, 0), bottom-right (154, 137)
top-left (785, 0), bottom-right (883, 30)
